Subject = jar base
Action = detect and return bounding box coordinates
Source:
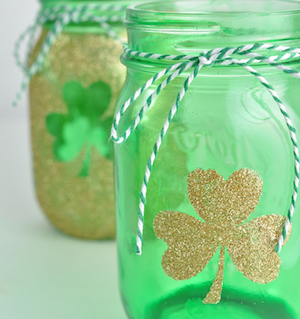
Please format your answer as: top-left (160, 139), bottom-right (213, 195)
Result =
top-left (35, 192), bottom-right (116, 239)
top-left (146, 284), bottom-right (295, 319)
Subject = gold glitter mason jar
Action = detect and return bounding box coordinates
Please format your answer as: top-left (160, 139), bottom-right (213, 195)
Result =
top-left (28, 0), bottom-right (135, 239)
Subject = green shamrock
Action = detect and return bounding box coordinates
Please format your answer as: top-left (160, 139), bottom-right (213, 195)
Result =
top-left (46, 81), bottom-right (113, 177)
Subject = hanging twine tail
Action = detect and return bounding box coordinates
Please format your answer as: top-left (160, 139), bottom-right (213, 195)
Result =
top-left (235, 45), bottom-right (300, 252)
top-left (111, 43), bottom-right (300, 255)
top-left (136, 60), bottom-right (204, 255)
top-left (13, 13), bottom-right (72, 107)
top-left (13, 3), bottom-right (127, 106)
top-left (237, 63), bottom-right (300, 253)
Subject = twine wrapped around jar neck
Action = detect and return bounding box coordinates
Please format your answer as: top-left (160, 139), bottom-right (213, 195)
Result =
top-left (13, 3), bottom-right (127, 106)
top-left (111, 43), bottom-right (300, 256)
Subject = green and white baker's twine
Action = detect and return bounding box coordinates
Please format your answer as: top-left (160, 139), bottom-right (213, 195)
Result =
top-left (111, 43), bottom-right (300, 255)
top-left (14, 3), bottom-right (127, 106)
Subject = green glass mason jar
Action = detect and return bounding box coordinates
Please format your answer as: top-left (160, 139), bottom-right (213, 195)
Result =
top-left (28, 0), bottom-right (136, 239)
top-left (113, 1), bottom-right (300, 318)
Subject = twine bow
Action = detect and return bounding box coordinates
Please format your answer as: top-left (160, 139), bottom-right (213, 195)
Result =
top-left (13, 3), bottom-right (127, 106)
top-left (111, 43), bottom-right (300, 255)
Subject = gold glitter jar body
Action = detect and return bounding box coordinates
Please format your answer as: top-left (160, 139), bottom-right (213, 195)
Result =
top-left (29, 0), bottom-right (133, 239)
top-left (114, 1), bottom-right (300, 318)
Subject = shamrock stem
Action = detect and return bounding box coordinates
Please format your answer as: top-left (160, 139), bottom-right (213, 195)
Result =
top-left (203, 246), bottom-right (225, 304)
top-left (79, 144), bottom-right (91, 177)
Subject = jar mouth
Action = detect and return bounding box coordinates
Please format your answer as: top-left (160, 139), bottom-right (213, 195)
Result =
top-left (125, 0), bottom-right (300, 62)
top-left (126, 0), bottom-right (300, 24)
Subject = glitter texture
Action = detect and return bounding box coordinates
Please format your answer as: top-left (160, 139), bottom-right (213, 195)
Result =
top-left (153, 168), bottom-right (291, 304)
top-left (29, 28), bottom-right (126, 239)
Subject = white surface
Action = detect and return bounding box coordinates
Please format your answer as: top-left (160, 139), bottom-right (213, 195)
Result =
top-left (0, 1), bottom-right (127, 317)
top-left (0, 119), bottom-right (127, 319)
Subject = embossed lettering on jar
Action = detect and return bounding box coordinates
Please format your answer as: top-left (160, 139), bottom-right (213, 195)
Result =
top-left (113, 1), bottom-right (300, 318)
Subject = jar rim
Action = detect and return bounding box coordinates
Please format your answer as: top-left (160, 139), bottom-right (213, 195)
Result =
top-left (126, 0), bottom-right (300, 22)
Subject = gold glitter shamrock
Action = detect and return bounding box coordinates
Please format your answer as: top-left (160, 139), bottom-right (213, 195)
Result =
top-left (153, 168), bottom-right (291, 304)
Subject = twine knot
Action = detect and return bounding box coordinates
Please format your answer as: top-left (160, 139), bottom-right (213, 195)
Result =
top-left (198, 54), bottom-right (216, 67)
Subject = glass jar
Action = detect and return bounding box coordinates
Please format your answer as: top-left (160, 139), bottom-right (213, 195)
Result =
top-left (29, 0), bottom-right (136, 239)
top-left (114, 1), bottom-right (300, 318)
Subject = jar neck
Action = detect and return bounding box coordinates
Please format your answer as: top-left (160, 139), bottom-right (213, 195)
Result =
top-left (125, 0), bottom-right (300, 56)
top-left (40, 0), bottom-right (133, 6)
top-left (39, 1), bottom-right (133, 33)
top-left (40, 1), bottom-right (132, 17)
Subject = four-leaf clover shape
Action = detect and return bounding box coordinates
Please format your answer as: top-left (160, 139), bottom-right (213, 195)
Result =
top-left (154, 168), bottom-right (290, 304)
top-left (46, 81), bottom-right (113, 176)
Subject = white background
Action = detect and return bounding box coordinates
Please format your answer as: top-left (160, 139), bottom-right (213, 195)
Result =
top-left (0, 1), bottom-right (127, 318)
top-left (1, 0), bottom-right (38, 119)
